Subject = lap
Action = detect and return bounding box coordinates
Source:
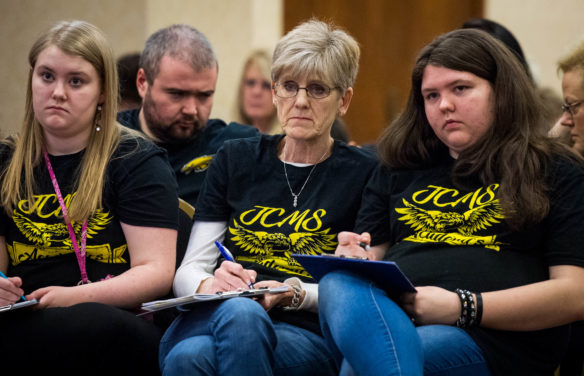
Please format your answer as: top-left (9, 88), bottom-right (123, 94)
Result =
top-left (160, 298), bottom-right (336, 376)
top-left (0, 302), bottom-right (162, 375)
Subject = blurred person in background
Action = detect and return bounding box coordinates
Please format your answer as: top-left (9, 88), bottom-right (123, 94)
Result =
top-left (235, 49), bottom-right (280, 134)
top-left (117, 52), bottom-right (142, 111)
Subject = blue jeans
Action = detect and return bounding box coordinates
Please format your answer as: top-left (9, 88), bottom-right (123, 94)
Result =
top-left (159, 297), bottom-right (336, 376)
top-left (319, 271), bottom-right (491, 376)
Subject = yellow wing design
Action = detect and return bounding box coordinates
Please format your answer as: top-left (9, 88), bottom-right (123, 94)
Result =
top-left (459, 200), bottom-right (505, 235)
top-left (229, 220), bottom-right (272, 255)
top-left (289, 228), bottom-right (336, 255)
top-left (12, 212), bottom-right (67, 246)
top-left (180, 155), bottom-right (213, 175)
top-left (395, 198), bottom-right (445, 232)
top-left (73, 209), bottom-right (112, 238)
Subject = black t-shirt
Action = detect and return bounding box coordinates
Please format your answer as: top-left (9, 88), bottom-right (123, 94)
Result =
top-left (355, 155), bottom-right (584, 375)
top-left (0, 135), bottom-right (179, 292)
top-left (195, 134), bottom-right (377, 283)
top-left (117, 109), bottom-right (258, 206)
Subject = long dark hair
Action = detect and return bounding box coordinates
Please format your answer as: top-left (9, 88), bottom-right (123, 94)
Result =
top-left (378, 29), bottom-right (576, 229)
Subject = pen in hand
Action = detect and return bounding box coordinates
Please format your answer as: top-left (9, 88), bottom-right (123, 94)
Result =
top-left (0, 270), bottom-right (27, 301)
top-left (214, 241), bottom-right (254, 289)
top-left (358, 241), bottom-right (371, 251)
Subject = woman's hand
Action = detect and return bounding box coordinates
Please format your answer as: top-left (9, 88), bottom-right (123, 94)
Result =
top-left (253, 280), bottom-right (302, 312)
top-left (28, 285), bottom-right (78, 309)
top-left (204, 260), bottom-right (257, 293)
top-left (0, 276), bottom-right (25, 306)
top-left (335, 231), bottom-right (372, 259)
top-left (335, 231), bottom-right (386, 260)
top-left (400, 286), bottom-right (460, 325)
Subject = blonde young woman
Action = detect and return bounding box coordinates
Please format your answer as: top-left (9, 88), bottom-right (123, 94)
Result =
top-left (0, 20), bottom-right (178, 375)
top-left (235, 49), bottom-right (281, 134)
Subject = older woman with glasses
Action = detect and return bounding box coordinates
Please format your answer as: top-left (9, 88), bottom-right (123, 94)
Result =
top-left (158, 19), bottom-right (376, 376)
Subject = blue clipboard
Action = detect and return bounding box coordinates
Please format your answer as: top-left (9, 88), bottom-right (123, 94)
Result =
top-left (293, 254), bottom-right (416, 296)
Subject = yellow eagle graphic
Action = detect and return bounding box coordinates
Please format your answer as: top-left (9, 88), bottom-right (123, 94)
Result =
top-left (395, 198), bottom-right (504, 236)
top-left (180, 155), bottom-right (213, 175)
top-left (13, 209), bottom-right (112, 248)
top-left (394, 198), bottom-right (508, 251)
top-left (229, 220), bottom-right (336, 256)
top-left (228, 219), bottom-right (336, 277)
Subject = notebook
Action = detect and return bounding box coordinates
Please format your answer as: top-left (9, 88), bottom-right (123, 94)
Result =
top-left (0, 299), bottom-right (39, 313)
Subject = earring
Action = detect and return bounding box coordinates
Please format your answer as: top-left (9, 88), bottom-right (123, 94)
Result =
top-left (95, 104), bottom-right (102, 132)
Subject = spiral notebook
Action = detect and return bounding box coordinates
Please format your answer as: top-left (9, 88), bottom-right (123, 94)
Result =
top-left (0, 299), bottom-right (39, 313)
top-left (139, 286), bottom-right (289, 314)
top-left (293, 254), bottom-right (416, 296)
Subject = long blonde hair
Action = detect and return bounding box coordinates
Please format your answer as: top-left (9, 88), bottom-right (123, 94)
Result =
top-left (1, 20), bottom-right (121, 223)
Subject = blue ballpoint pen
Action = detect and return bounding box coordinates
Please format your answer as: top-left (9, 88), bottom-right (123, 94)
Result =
top-left (0, 270), bottom-right (27, 301)
top-left (214, 240), bottom-right (254, 289)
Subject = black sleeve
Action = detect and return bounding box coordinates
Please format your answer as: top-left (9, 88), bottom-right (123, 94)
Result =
top-left (111, 141), bottom-right (179, 229)
top-left (194, 142), bottom-right (231, 221)
top-left (543, 158), bottom-right (584, 266)
top-left (354, 164), bottom-right (393, 246)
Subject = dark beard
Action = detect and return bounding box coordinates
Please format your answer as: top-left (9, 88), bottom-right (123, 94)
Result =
top-left (142, 91), bottom-right (203, 145)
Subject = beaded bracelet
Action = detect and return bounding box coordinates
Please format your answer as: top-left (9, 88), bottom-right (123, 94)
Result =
top-left (455, 288), bottom-right (475, 328)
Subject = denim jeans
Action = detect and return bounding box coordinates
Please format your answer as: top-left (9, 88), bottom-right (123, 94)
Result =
top-left (159, 297), bottom-right (336, 376)
top-left (319, 270), bottom-right (491, 376)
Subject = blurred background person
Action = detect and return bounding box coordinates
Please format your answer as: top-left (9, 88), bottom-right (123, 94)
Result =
top-left (235, 49), bottom-right (280, 134)
top-left (555, 39), bottom-right (584, 376)
top-left (117, 25), bottom-right (257, 207)
top-left (117, 52), bottom-right (142, 112)
top-left (557, 41), bottom-right (584, 156)
top-left (462, 18), bottom-right (532, 79)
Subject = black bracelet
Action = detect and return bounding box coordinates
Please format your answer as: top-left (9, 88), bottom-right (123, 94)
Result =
top-left (473, 292), bottom-right (483, 326)
top-left (455, 288), bottom-right (475, 328)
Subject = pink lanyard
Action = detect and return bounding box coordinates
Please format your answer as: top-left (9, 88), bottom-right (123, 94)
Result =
top-left (42, 150), bottom-right (90, 284)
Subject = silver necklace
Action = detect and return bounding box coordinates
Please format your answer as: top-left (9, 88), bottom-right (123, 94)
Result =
top-left (282, 143), bottom-right (330, 208)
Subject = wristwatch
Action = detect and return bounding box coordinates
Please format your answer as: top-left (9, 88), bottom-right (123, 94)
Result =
top-left (283, 277), bottom-right (303, 310)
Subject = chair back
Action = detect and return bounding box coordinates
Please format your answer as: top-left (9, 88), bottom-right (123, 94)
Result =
top-left (176, 198), bottom-right (195, 270)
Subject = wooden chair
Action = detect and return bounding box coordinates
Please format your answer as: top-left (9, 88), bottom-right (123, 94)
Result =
top-left (176, 198), bottom-right (195, 270)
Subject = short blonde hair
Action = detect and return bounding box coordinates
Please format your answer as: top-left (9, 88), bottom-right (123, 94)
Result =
top-left (558, 40), bottom-right (584, 98)
top-left (558, 40), bottom-right (584, 79)
top-left (271, 19), bottom-right (360, 91)
top-left (1, 20), bottom-right (121, 222)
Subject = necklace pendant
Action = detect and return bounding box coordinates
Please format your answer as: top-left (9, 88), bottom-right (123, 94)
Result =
top-left (293, 196), bottom-right (298, 207)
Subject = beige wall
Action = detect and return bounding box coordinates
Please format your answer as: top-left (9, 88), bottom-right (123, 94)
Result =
top-left (1, 0), bottom-right (582, 137)
top-left (486, 0), bottom-right (584, 98)
top-left (0, 0), bottom-right (282, 136)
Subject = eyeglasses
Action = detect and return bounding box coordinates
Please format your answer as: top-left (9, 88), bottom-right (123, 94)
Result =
top-left (561, 100), bottom-right (584, 116)
top-left (244, 78), bottom-right (271, 91)
top-left (274, 81), bottom-right (338, 99)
